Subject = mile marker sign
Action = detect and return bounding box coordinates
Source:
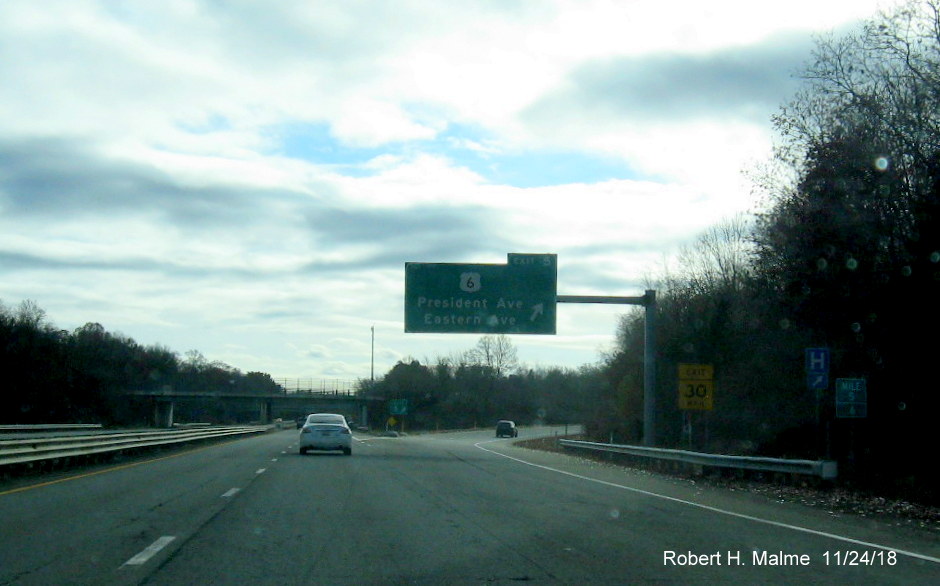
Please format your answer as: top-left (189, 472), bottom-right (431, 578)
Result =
top-left (404, 253), bottom-right (557, 334)
top-left (835, 378), bottom-right (867, 418)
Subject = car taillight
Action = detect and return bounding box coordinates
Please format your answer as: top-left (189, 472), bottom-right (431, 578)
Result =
top-left (340, 428), bottom-right (351, 434)
top-left (301, 427), bottom-right (311, 433)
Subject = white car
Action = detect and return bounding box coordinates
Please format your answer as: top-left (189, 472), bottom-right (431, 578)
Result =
top-left (299, 413), bottom-right (353, 455)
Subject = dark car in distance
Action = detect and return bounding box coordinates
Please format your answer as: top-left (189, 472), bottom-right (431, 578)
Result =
top-left (495, 420), bottom-right (518, 438)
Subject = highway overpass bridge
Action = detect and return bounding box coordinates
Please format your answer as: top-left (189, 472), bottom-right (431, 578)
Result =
top-left (124, 390), bottom-right (385, 428)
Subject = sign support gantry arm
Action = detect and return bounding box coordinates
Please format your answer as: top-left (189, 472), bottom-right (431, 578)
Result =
top-left (557, 290), bottom-right (657, 447)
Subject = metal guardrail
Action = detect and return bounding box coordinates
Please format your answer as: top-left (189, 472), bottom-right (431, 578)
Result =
top-left (0, 424), bottom-right (104, 432)
top-left (0, 426), bottom-right (268, 467)
top-left (559, 439), bottom-right (838, 480)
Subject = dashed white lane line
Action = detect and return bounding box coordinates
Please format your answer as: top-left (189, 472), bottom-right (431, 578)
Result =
top-left (474, 440), bottom-right (940, 565)
top-left (124, 536), bottom-right (176, 566)
top-left (122, 465), bottom-right (273, 569)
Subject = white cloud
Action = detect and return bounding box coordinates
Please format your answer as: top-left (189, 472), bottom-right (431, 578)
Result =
top-left (332, 99), bottom-right (440, 147)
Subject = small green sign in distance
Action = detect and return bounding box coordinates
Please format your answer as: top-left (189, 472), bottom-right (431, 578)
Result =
top-left (388, 399), bottom-right (409, 416)
top-left (404, 253), bottom-right (557, 334)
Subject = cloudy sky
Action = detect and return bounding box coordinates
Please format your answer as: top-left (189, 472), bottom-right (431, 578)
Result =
top-left (0, 0), bottom-right (901, 382)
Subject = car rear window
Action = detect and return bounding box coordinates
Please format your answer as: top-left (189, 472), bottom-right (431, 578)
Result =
top-left (307, 415), bottom-right (345, 424)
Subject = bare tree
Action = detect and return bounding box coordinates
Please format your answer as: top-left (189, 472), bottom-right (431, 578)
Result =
top-left (183, 349), bottom-right (208, 372)
top-left (15, 299), bottom-right (48, 329)
top-left (468, 334), bottom-right (518, 378)
top-left (676, 214), bottom-right (754, 296)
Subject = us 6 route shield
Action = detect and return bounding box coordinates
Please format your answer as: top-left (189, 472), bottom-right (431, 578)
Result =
top-left (404, 253), bottom-right (557, 334)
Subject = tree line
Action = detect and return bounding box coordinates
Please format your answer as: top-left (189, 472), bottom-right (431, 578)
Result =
top-left (0, 297), bottom-right (603, 430)
top-left (0, 299), bottom-right (281, 425)
top-left (357, 335), bottom-right (607, 430)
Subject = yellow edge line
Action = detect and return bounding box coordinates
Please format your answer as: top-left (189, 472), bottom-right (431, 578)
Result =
top-left (0, 438), bottom-right (244, 497)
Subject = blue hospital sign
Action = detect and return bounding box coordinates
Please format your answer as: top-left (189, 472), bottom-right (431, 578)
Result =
top-left (805, 347), bottom-right (830, 373)
top-left (805, 348), bottom-right (830, 390)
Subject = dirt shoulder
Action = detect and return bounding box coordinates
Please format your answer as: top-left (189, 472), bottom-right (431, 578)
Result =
top-left (515, 435), bottom-right (939, 533)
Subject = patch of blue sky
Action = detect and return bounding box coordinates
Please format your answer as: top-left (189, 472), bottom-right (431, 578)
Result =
top-left (276, 122), bottom-right (639, 186)
top-left (275, 122), bottom-right (385, 177)
top-left (438, 124), bottom-right (642, 187)
top-left (456, 148), bottom-right (639, 188)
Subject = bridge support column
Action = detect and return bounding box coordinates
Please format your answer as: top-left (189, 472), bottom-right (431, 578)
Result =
top-left (359, 404), bottom-right (368, 428)
top-left (258, 400), bottom-right (271, 424)
top-left (154, 400), bottom-right (175, 428)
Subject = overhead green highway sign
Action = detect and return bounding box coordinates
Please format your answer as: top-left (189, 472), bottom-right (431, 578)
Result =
top-left (404, 253), bottom-right (557, 334)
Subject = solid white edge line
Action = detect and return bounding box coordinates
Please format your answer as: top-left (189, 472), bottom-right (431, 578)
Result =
top-left (123, 536), bottom-right (176, 566)
top-left (474, 440), bottom-right (940, 565)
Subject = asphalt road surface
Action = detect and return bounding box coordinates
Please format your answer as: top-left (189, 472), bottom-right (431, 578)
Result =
top-left (0, 427), bottom-right (937, 585)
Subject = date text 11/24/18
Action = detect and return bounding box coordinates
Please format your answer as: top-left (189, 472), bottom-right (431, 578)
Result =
top-left (663, 550), bottom-right (897, 566)
top-left (824, 550), bottom-right (897, 566)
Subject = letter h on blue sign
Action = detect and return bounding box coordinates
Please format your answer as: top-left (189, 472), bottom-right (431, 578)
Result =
top-left (805, 348), bottom-right (829, 373)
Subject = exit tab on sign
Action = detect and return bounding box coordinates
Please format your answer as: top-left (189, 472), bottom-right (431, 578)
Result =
top-left (404, 253), bottom-right (557, 334)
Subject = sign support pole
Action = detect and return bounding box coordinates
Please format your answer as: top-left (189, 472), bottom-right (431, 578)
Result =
top-left (557, 290), bottom-right (657, 446)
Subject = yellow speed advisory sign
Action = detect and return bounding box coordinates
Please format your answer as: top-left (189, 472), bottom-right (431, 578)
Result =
top-left (678, 363), bottom-right (713, 410)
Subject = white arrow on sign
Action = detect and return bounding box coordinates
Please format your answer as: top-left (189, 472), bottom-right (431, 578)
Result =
top-left (530, 303), bottom-right (543, 321)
